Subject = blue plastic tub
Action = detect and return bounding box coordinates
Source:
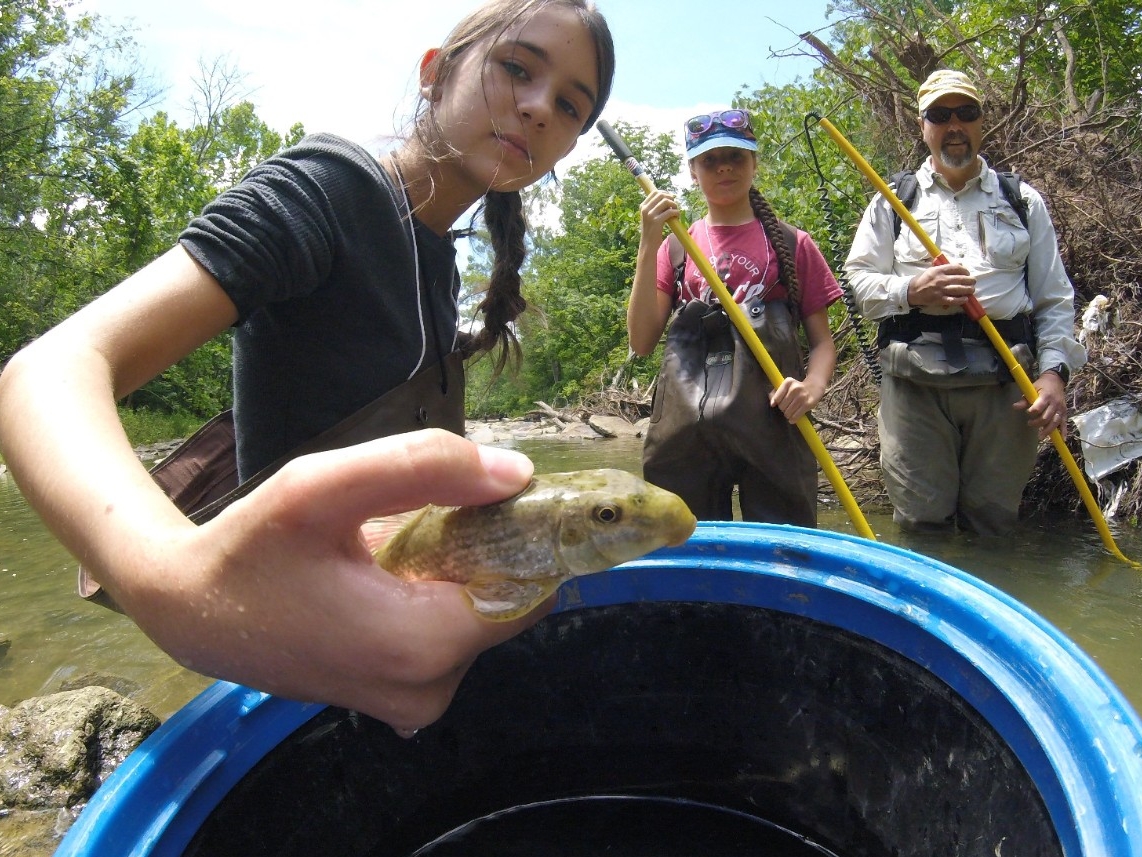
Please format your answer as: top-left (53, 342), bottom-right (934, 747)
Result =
top-left (57, 523), bottom-right (1142, 856)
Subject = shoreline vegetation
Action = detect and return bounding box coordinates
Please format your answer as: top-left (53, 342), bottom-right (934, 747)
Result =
top-left (124, 367), bottom-right (1140, 528)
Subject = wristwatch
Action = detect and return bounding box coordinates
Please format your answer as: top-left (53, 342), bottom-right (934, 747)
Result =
top-left (1042, 364), bottom-right (1070, 384)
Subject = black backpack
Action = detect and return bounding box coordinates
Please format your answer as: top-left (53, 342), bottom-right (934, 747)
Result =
top-left (889, 169), bottom-right (1029, 238)
top-left (877, 169), bottom-right (1035, 365)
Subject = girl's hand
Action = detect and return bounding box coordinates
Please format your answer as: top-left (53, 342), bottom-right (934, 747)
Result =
top-left (638, 189), bottom-right (680, 247)
top-left (769, 377), bottom-right (823, 424)
top-left (112, 430), bottom-right (543, 736)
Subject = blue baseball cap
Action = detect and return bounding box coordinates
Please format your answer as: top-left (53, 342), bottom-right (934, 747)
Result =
top-left (684, 109), bottom-right (758, 159)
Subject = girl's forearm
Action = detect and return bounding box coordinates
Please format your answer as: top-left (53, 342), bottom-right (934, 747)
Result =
top-left (800, 311), bottom-right (838, 406)
top-left (0, 333), bottom-right (194, 603)
top-left (627, 242), bottom-right (669, 356)
top-left (801, 342), bottom-right (836, 400)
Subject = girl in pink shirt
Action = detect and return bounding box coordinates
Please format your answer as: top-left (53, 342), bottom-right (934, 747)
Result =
top-left (629, 108), bottom-right (841, 525)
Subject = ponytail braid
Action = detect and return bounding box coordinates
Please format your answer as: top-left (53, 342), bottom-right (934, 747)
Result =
top-left (470, 189), bottom-right (528, 375)
top-left (749, 187), bottom-right (801, 328)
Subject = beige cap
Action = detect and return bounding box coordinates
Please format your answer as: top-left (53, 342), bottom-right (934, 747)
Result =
top-left (918, 69), bottom-right (982, 113)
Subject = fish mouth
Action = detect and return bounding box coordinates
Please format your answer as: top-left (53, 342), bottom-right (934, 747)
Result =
top-left (664, 510), bottom-right (698, 547)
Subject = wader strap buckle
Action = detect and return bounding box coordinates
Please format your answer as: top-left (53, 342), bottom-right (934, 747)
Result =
top-left (941, 326), bottom-right (969, 372)
top-left (705, 352), bottom-right (733, 367)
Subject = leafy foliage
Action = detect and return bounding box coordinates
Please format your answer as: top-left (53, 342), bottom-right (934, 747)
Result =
top-left (0, 1), bottom-right (300, 418)
top-left (467, 123), bottom-right (682, 414)
top-left (1, 0), bottom-right (145, 350)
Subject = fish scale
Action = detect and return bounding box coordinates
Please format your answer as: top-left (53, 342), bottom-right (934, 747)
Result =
top-left (369, 469), bottom-right (696, 620)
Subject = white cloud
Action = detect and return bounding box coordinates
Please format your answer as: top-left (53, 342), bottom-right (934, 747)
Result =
top-left (82, 0), bottom-right (831, 144)
top-left (76, 0), bottom-right (834, 266)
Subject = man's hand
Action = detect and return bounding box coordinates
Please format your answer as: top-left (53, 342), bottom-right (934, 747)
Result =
top-left (1015, 371), bottom-right (1068, 440)
top-left (907, 262), bottom-right (977, 309)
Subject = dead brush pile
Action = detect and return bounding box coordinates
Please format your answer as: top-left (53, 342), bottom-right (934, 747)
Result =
top-left (1017, 128), bottom-right (1142, 524)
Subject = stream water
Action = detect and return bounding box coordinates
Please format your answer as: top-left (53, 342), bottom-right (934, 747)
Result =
top-left (2, 436), bottom-right (1140, 721)
top-left (2, 435), bottom-right (1141, 857)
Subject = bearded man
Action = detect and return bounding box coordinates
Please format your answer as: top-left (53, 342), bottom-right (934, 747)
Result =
top-left (844, 69), bottom-right (1085, 535)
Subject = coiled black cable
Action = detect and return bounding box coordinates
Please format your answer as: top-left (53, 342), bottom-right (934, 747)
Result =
top-left (803, 112), bottom-right (882, 383)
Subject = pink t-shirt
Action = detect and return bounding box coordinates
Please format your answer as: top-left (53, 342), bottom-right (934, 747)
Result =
top-left (656, 219), bottom-right (842, 317)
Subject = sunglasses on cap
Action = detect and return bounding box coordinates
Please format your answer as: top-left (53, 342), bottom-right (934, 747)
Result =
top-left (922, 104), bottom-right (982, 124)
top-left (685, 109), bottom-right (753, 140)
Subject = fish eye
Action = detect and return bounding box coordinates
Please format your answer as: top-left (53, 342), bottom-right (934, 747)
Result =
top-left (593, 504), bottom-right (622, 524)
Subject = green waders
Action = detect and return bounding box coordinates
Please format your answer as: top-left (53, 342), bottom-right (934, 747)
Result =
top-left (643, 298), bottom-right (816, 526)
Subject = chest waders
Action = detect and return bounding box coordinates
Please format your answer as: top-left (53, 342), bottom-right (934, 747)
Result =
top-left (78, 352), bottom-right (466, 610)
top-left (643, 297), bottom-right (816, 526)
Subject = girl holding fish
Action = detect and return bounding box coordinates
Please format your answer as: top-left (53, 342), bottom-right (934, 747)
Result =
top-left (0, 0), bottom-right (615, 736)
top-left (629, 108), bottom-right (842, 526)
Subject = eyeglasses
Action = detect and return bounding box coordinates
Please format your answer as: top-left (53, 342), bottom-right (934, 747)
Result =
top-left (685, 110), bottom-right (753, 139)
top-left (922, 104), bottom-right (982, 124)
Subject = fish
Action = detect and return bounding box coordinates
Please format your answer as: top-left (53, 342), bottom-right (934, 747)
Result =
top-left (364, 469), bottom-right (696, 621)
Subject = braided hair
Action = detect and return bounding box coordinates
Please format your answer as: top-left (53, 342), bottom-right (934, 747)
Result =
top-left (748, 186), bottom-right (801, 327)
top-left (467, 190), bottom-right (528, 374)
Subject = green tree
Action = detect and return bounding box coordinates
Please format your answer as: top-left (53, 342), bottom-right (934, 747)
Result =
top-left (0, 0), bottom-right (149, 355)
top-left (801, 0), bottom-right (1142, 155)
top-left (463, 124), bottom-right (681, 416)
top-left (0, 1), bottom-right (303, 421)
top-left (185, 57), bottom-right (302, 189)
top-left (87, 113), bottom-right (212, 273)
top-left (114, 87), bottom-right (304, 418)
top-left (518, 124), bottom-right (681, 406)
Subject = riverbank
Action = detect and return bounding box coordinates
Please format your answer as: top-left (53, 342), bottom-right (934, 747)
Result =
top-left (102, 380), bottom-right (1142, 528)
top-left (133, 408), bottom-right (650, 464)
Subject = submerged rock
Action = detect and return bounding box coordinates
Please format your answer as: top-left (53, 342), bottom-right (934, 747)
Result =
top-left (58, 673), bottom-right (143, 699)
top-left (0, 806), bottom-right (78, 856)
top-left (0, 686), bottom-right (159, 811)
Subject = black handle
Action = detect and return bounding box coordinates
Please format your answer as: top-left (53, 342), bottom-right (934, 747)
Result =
top-left (596, 121), bottom-right (634, 160)
top-left (596, 120), bottom-right (646, 179)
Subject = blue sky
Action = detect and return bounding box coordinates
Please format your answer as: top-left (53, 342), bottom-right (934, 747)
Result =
top-left (77, 0), bottom-right (837, 156)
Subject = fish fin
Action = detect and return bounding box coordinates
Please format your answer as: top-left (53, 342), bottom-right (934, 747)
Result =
top-left (77, 566), bottom-right (101, 598)
top-left (464, 577), bottom-right (564, 622)
top-left (362, 509), bottom-right (426, 557)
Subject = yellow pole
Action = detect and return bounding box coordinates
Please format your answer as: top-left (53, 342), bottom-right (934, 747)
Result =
top-left (815, 116), bottom-right (1139, 568)
top-left (597, 120), bottom-right (876, 541)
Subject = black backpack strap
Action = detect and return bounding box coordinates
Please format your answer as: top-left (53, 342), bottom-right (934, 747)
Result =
top-left (889, 170), bottom-right (919, 239)
top-left (667, 233), bottom-right (685, 302)
top-left (995, 170), bottom-right (1029, 229)
top-left (891, 168), bottom-right (1028, 234)
top-left (993, 170), bottom-right (1032, 299)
